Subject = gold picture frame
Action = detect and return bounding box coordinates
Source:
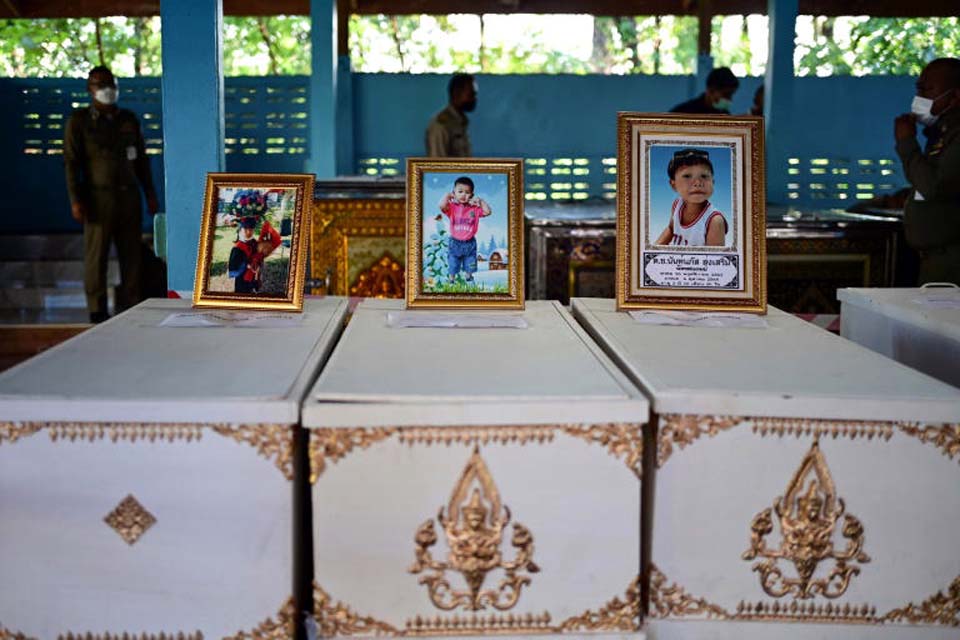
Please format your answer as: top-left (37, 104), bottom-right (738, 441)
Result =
top-left (406, 158), bottom-right (525, 310)
top-left (193, 172), bottom-right (314, 311)
top-left (616, 113), bottom-right (766, 313)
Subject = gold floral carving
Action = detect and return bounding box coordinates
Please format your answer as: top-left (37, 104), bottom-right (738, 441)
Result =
top-left (882, 576), bottom-right (960, 626)
top-left (751, 418), bottom-right (896, 441)
top-left (350, 253), bottom-right (405, 298)
top-left (651, 565), bottom-right (960, 626)
top-left (732, 600), bottom-right (879, 623)
top-left (558, 577), bottom-right (641, 632)
top-left (0, 628), bottom-right (37, 640)
top-left (561, 424), bottom-right (643, 479)
top-left (311, 424), bottom-right (645, 483)
top-left (309, 427), bottom-right (397, 483)
top-left (222, 597), bottom-right (296, 639)
top-left (657, 414), bottom-right (743, 466)
top-left (396, 426), bottom-right (556, 447)
top-left (59, 634), bottom-right (202, 640)
top-left (209, 424), bottom-right (295, 481)
top-left (0, 422), bottom-right (43, 445)
top-left (103, 494), bottom-right (157, 545)
top-left (0, 422), bottom-right (293, 478)
top-left (312, 580), bottom-right (643, 636)
top-left (648, 564), bottom-right (729, 620)
top-left (898, 424), bottom-right (960, 463)
top-left (743, 441), bottom-right (870, 599)
top-left (405, 612), bottom-right (553, 636)
top-left (314, 584), bottom-right (400, 636)
top-left (410, 447), bottom-right (538, 611)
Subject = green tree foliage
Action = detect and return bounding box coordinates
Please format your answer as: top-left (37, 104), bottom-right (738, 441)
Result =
top-left (0, 16), bottom-right (310, 77)
top-left (223, 16), bottom-right (311, 76)
top-left (0, 17), bottom-right (161, 77)
top-left (794, 17), bottom-right (960, 76)
top-left (2, 14), bottom-right (958, 79)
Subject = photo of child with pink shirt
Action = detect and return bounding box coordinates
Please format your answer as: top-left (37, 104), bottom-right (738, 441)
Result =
top-left (436, 176), bottom-right (492, 282)
top-left (422, 172), bottom-right (510, 294)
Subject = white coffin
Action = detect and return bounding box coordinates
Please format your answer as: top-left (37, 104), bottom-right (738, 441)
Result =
top-left (839, 287), bottom-right (960, 388)
top-left (0, 297), bottom-right (348, 639)
top-left (302, 299), bottom-right (649, 637)
top-left (572, 297), bottom-right (960, 638)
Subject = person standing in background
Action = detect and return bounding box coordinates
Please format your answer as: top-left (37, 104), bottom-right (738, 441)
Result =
top-left (64, 66), bottom-right (158, 323)
top-left (671, 67), bottom-right (740, 115)
top-left (425, 73), bottom-right (478, 157)
top-left (894, 57), bottom-right (960, 284)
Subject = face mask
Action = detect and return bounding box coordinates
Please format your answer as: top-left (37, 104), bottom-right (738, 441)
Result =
top-left (911, 90), bottom-right (952, 127)
top-left (94, 86), bottom-right (118, 106)
top-left (713, 98), bottom-right (732, 112)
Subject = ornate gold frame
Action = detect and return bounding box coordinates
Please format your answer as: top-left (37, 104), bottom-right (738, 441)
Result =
top-left (193, 172), bottom-right (314, 311)
top-left (405, 159), bottom-right (525, 310)
top-left (616, 113), bottom-right (766, 313)
top-left (309, 198), bottom-right (406, 296)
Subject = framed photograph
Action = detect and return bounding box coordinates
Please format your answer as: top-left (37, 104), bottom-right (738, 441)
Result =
top-left (616, 113), bottom-right (766, 313)
top-left (406, 159), bottom-right (524, 310)
top-left (193, 173), bottom-right (314, 311)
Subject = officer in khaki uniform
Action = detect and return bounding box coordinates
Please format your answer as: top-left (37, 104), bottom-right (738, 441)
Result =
top-left (895, 57), bottom-right (960, 285)
top-left (425, 73), bottom-right (477, 157)
top-left (64, 66), bottom-right (158, 323)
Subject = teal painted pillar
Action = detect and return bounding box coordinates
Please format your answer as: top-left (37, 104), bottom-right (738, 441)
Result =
top-left (765, 0), bottom-right (798, 204)
top-left (308, 0), bottom-right (338, 177)
top-left (336, 55), bottom-right (355, 175)
top-left (160, 0), bottom-right (225, 291)
top-left (695, 53), bottom-right (714, 96)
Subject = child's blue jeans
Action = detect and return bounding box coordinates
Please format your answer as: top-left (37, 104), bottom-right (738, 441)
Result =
top-left (448, 237), bottom-right (478, 279)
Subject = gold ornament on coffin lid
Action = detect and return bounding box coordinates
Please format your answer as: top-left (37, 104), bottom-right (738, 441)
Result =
top-left (409, 446), bottom-right (539, 611)
top-left (742, 441), bottom-right (870, 599)
top-left (104, 494), bottom-right (157, 546)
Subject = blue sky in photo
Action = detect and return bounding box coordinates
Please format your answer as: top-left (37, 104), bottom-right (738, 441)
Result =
top-left (423, 171), bottom-right (509, 253)
top-left (648, 144), bottom-right (733, 243)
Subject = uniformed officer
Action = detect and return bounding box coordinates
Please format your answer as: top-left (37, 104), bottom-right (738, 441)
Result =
top-left (895, 57), bottom-right (960, 284)
top-left (425, 73), bottom-right (477, 157)
top-left (64, 66), bottom-right (158, 323)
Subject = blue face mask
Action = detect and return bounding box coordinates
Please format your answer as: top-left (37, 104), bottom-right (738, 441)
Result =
top-left (713, 98), bottom-right (732, 112)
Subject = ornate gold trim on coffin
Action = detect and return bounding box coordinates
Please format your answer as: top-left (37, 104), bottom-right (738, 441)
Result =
top-left (0, 422), bottom-right (294, 479)
top-left (650, 564), bottom-right (960, 626)
top-left (309, 425), bottom-right (643, 634)
top-left (0, 627), bottom-right (37, 640)
top-left (650, 428), bottom-right (960, 626)
top-left (308, 423), bottom-right (643, 483)
top-left (656, 414), bottom-right (959, 467)
top-left (58, 634), bottom-right (203, 640)
top-left (222, 597), bottom-right (296, 639)
top-left (312, 579), bottom-right (640, 636)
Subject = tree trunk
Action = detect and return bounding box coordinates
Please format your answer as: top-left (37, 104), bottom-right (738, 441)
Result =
top-left (95, 18), bottom-right (106, 67)
top-left (389, 16), bottom-right (405, 71)
top-left (257, 17), bottom-right (279, 75)
top-left (479, 14), bottom-right (486, 72)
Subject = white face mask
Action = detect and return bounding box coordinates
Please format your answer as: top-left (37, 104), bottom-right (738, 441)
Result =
top-left (911, 90), bottom-right (951, 127)
top-left (93, 86), bottom-right (119, 106)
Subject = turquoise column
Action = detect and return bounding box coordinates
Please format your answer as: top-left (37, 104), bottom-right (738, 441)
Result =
top-left (308, 0), bottom-right (338, 177)
top-left (160, 0), bottom-right (225, 291)
top-left (695, 53), bottom-right (715, 97)
top-left (765, 0), bottom-right (798, 204)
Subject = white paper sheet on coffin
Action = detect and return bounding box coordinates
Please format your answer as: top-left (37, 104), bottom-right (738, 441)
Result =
top-left (385, 311), bottom-right (529, 329)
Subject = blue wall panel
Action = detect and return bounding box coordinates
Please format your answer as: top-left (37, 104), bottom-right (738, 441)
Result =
top-left (0, 72), bottom-right (916, 236)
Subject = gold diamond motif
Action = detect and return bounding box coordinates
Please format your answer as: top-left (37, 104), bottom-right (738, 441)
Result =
top-left (104, 494), bottom-right (156, 545)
